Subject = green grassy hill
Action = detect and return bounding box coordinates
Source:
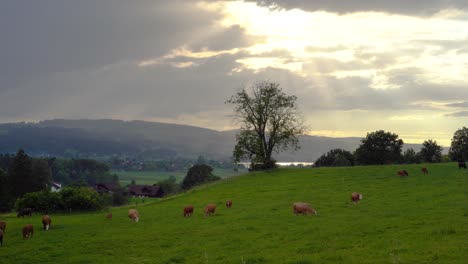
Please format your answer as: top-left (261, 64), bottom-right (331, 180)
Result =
top-left (1, 163), bottom-right (467, 263)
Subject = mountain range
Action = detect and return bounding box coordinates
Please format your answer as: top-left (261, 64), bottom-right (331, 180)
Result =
top-left (0, 119), bottom-right (447, 161)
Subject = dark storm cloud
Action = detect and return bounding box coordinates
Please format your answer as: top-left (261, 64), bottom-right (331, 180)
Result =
top-left (251, 0), bottom-right (468, 15)
top-left (0, 0), bottom-right (221, 91)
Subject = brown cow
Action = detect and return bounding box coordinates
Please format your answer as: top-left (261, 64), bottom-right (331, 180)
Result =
top-left (226, 200), bottom-right (232, 208)
top-left (397, 170), bottom-right (409, 177)
top-left (0, 221), bottom-right (6, 232)
top-left (106, 212), bottom-right (113, 219)
top-left (128, 209), bottom-right (139, 222)
top-left (293, 202), bottom-right (317, 215)
top-left (183, 205), bottom-right (194, 217)
top-left (204, 204), bottom-right (216, 216)
top-left (0, 229), bottom-right (3, 247)
top-left (22, 224), bottom-right (33, 239)
top-left (422, 167), bottom-right (429, 175)
top-left (351, 192), bottom-right (363, 203)
top-left (42, 215), bottom-right (51, 231)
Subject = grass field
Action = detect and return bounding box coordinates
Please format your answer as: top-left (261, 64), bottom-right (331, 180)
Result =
top-left (114, 168), bottom-right (246, 185)
top-left (1, 163), bottom-right (467, 263)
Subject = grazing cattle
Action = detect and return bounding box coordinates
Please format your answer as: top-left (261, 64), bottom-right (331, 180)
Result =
top-left (226, 200), bottom-right (232, 208)
top-left (106, 212), bottom-right (113, 219)
top-left (17, 208), bottom-right (33, 218)
top-left (351, 192), bottom-right (363, 203)
top-left (22, 224), bottom-right (33, 239)
top-left (458, 161), bottom-right (467, 169)
top-left (128, 209), bottom-right (139, 222)
top-left (204, 204), bottom-right (216, 216)
top-left (293, 202), bottom-right (317, 215)
top-left (42, 215), bottom-right (51, 231)
top-left (0, 229), bottom-right (3, 247)
top-left (183, 205), bottom-right (194, 217)
top-left (397, 170), bottom-right (409, 177)
top-left (422, 167), bottom-right (429, 175)
top-left (0, 221), bottom-right (6, 232)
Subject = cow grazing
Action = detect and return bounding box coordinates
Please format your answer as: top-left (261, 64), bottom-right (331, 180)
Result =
top-left (458, 161), bottom-right (467, 169)
top-left (106, 212), bottom-right (113, 219)
top-left (183, 205), bottom-right (194, 217)
top-left (0, 229), bottom-right (3, 247)
top-left (128, 209), bottom-right (139, 222)
top-left (0, 221), bottom-right (6, 232)
top-left (351, 192), bottom-right (363, 203)
top-left (397, 170), bottom-right (409, 177)
top-left (42, 215), bottom-right (51, 231)
top-left (226, 200), bottom-right (232, 208)
top-left (422, 167), bottom-right (429, 174)
top-left (17, 208), bottom-right (33, 218)
top-left (22, 224), bottom-right (33, 239)
top-left (293, 202), bottom-right (317, 215)
top-left (204, 204), bottom-right (216, 216)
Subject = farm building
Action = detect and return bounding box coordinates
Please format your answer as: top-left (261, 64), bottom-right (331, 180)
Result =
top-left (128, 185), bottom-right (164, 198)
top-left (51, 182), bottom-right (62, 192)
top-left (94, 182), bottom-right (119, 194)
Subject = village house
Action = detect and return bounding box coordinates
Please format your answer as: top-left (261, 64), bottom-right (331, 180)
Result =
top-left (128, 184), bottom-right (164, 198)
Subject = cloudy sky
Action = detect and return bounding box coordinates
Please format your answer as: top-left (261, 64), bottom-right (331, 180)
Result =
top-left (1, 0), bottom-right (468, 145)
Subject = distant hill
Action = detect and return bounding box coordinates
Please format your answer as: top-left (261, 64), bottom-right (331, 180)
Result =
top-left (0, 119), bottom-right (447, 161)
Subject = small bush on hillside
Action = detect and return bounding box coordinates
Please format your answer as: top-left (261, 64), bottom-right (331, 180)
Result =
top-left (111, 186), bottom-right (129, 206)
top-left (157, 176), bottom-right (181, 195)
top-left (182, 164), bottom-right (220, 190)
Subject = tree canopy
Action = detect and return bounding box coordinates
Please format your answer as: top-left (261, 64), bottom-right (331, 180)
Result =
top-left (314, 149), bottom-right (354, 167)
top-left (420, 139), bottom-right (443, 163)
top-left (226, 81), bottom-right (305, 170)
top-left (355, 130), bottom-right (403, 165)
top-left (449, 127), bottom-right (468, 161)
top-left (181, 164), bottom-right (220, 190)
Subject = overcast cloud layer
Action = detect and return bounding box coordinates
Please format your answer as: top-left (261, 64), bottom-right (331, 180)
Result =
top-left (1, 0), bottom-right (467, 145)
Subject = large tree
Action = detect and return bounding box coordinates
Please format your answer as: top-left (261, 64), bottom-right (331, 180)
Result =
top-left (419, 139), bottom-right (443, 163)
top-left (226, 81), bottom-right (305, 170)
top-left (8, 149), bottom-right (34, 198)
top-left (354, 130), bottom-right (404, 165)
top-left (449, 127), bottom-right (468, 161)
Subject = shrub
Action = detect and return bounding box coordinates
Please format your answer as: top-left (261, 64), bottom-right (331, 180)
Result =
top-left (60, 187), bottom-right (103, 211)
top-left (15, 190), bottom-right (62, 213)
top-left (182, 164), bottom-right (220, 190)
top-left (314, 149), bottom-right (354, 167)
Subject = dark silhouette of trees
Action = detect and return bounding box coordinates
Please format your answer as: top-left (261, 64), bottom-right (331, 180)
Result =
top-left (181, 164), bottom-right (219, 190)
top-left (449, 127), bottom-right (468, 161)
top-left (314, 149), bottom-right (354, 167)
top-left (402, 148), bottom-right (420, 164)
top-left (355, 130), bottom-right (403, 165)
top-left (226, 81), bottom-right (305, 170)
top-left (8, 149), bottom-right (35, 198)
top-left (420, 139), bottom-right (443, 162)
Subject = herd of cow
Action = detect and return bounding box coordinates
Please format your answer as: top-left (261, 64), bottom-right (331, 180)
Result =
top-left (0, 214), bottom-right (50, 247)
top-left (0, 163), bottom-right (466, 248)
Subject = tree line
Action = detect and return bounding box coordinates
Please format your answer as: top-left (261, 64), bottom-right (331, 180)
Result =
top-left (314, 128), bottom-right (468, 167)
top-left (226, 81), bottom-right (468, 169)
top-left (0, 149), bottom-right (123, 212)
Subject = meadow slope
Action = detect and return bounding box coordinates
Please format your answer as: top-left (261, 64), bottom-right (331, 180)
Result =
top-left (1, 163), bottom-right (467, 263)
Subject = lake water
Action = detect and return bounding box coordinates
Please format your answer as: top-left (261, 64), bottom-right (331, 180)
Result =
top-left (239, 162), bottom-right (313, 168)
